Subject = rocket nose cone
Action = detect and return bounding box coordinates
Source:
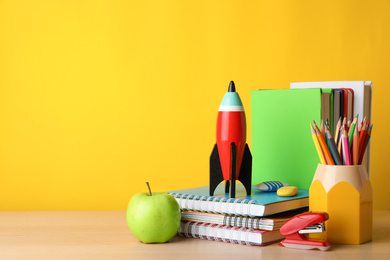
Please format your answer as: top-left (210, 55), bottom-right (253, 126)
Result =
top-left (228, 81), bottom-right (236, 92)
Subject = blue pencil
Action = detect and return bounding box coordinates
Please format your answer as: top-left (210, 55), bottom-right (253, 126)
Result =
top-left (326, 129), bottom-right (342, 165)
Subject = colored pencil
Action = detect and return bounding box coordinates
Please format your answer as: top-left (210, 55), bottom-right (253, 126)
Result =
top-left (348, 115), bottom-right (358, 148)
top-left (314, 123), bottom-right (335, 165)
top-left (358, 122), bottom-right (368, 164)
top-left (310, 123), bottom-right (326, 165)
top-left (325, 128), bottom-right (342, 165)
top-left (342, 116), bottom-right (348, 133)
top-left (358, 117), bottom-right (366, 132)
top-left (352, 127), bottom-right (359, 165)
top-left (334, 117), bottom-right (342, 146)
top-left (341, 126), bottom-right (351, 165)
top-left (358, 122), bottom-right (371, 164)
top-left (365, 124), bottom-right (373, 149)
top-left (310, 115), bottom-right (373, 166)
top-left (337, 126), bottom-right (343, 160)
top-left (313, 121), bottom-right (330, 164)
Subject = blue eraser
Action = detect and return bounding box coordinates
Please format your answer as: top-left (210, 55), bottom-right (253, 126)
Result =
top-left (254, 181), bottom-right (290, 192)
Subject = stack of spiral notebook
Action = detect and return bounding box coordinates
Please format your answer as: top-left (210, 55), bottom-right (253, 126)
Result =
top-left (167, 184), bottom-right (309, 246)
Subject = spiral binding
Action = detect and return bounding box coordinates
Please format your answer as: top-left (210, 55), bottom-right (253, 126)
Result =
top-left (179, 222), bottom-right (256, 246)
top-left (171, 193), bottom-right (257, 217)
top-left (223, 214), bottom-right (267, 230)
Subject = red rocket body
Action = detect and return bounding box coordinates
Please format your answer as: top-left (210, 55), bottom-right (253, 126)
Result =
top-left (216, 110), bottom-right (246, 180)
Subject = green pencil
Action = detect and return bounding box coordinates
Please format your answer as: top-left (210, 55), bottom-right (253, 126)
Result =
top-left (348, 114), bottom-right (358, 148)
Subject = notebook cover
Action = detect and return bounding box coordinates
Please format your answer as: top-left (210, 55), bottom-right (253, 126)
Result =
top-left (333, 90), bottom-right (341, 133)
top-left (250, 89), bottom-right (322, 190)
top-left (168, 184), bottom-right (309, 206)
top-left (346, 89), bottom-right (354, 120)
top-left (333, 89), bottom-right (344, 127)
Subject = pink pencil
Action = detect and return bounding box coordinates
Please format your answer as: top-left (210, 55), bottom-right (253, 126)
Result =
top-left (341, 126), bottom-right (351, 165)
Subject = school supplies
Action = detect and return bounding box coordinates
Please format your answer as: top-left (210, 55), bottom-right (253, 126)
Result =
top-left (167, 184), bottom-right (309, 217)
top-left (290, 81), bottom-right (372, 173)
top-left (310, 116), bottom-right (372, 165)
top-left (279, 212), bottom-right (331, 251)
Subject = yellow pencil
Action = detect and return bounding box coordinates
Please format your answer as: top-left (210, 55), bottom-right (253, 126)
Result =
top-left (334, 117), bottom-right (341, 146)
top-left (314, 124), bottom-right (335, 165)
top-left (311, 123), bottom-right (326, 164)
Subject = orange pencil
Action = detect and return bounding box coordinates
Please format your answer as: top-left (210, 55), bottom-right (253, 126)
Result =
top-left (314, 125), bottom-right (335, 165)
top-left (313, 121), bottom-right (329, 164)
top-left (352, 127), bottom-right (359, 165)
top-left (358, 122), bottom-right (368, 164)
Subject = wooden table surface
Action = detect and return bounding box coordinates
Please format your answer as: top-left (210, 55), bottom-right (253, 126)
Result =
top-left (1, 210), bottom-right (389, 260)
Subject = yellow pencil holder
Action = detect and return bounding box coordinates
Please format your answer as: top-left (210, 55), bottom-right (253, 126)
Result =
top-left (309, 164), bottom-right (373, 245)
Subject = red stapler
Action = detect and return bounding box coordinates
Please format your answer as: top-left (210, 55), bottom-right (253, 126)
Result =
top-left (279, 212), bottom-right (331, 251)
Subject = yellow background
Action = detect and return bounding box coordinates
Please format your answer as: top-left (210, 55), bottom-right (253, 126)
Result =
top-left (1, 0), bottom-right (389, 210)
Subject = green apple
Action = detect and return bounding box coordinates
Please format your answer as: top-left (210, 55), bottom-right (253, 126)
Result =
top-left (126, 183), bottom-right (181, 243)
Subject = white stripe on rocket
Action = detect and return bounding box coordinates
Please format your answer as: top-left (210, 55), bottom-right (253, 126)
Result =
top-left (218, 106), bottom-right (244, 112)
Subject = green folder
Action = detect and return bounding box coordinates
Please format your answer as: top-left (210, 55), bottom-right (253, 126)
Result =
top-left (250, 89), bottom-right (322, 190)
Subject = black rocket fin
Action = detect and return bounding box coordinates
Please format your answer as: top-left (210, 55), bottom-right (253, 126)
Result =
top-left (237, 143), bottom-right (252, 196)
top-left (210, 144), bottom-right (224, 196)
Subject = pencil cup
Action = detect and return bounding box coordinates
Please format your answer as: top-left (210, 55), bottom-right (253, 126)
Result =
top-left (309, 164), bottom-right (373, 245)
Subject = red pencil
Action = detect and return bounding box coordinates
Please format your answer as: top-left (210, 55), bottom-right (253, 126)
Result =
top-left (358, 122), bottom-right (368, 164)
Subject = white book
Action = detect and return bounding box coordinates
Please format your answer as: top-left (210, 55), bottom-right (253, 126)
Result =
top-left (290, 81), bottom-right (372, 175)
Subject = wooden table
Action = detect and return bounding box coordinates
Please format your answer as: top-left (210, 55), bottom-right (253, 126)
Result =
top-left (1, 210), bottom-right (389, 260)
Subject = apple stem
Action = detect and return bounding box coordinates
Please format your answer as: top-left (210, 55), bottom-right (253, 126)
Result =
top-left (146, 182), bottom-right (152, 196)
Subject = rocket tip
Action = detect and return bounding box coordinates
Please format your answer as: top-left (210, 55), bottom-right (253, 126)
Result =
top-left (228, 81), bottom-right (236, 92)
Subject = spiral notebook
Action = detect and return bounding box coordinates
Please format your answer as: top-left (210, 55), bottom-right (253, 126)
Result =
top-left (178, 221), bottom-right (283, 246)
top-left (167, 184), bottom-right (309, 217)
top-left (181, 207), bottom-right (308, 231)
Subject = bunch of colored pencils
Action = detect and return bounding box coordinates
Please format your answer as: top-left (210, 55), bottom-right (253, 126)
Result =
top-left (310, 115), bottom-right (372, 165)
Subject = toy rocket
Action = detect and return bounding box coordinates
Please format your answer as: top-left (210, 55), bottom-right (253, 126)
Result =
top-left (210, 81), bottom-right (252, 198)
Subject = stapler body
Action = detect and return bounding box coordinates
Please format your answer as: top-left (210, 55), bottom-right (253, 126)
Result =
top-left (279, 212), bottom-right (331, 251)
